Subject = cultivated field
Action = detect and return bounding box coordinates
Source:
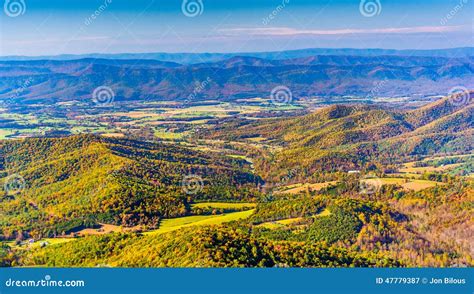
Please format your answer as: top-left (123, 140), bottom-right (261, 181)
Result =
top-left (278, 181), bottom-right (338, 194)
top-left (146, 210), bottom-right (255, 235)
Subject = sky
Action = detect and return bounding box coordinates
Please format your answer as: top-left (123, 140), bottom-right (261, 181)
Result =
top-left (0, 0), bottom-right (472, 56)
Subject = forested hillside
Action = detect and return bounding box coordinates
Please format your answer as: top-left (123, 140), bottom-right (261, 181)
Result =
top-left (200, 93), bottom-right (473, 182)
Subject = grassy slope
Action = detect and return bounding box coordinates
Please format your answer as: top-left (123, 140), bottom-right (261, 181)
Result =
top-left (0, 135), bottom-right (261, 238)
top-left (201, 95), bottom-right (473, 177)
top-left (145, 210), bottom-right (255, 235)
top-left (191, 202), bottom-right (256, 209)
top-left (16, 224), bottom-right (400, 268)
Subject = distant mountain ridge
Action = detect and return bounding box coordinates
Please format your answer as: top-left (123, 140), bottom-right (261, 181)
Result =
top-left (1, 54), bottom-right (473, 103)
top-left (201, 92), bottom-right (473, 178)
top-left (0, 135), bottom-right (261, 237)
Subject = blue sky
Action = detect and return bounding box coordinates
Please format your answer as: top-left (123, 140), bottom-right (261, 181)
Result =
top-left (1, 0), bottom-right (472, 56)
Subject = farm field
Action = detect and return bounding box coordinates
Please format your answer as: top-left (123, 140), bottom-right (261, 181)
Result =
top-left (1, 0), bottom-right (474, 274)
top-left (401, 180), bottom-right (445, 191)
top-left (256, 217), bottom-right (304, 229)
top-left (0, 100), bottom-right (303, 140)
top-left (399, 163), bottom-right (463, 173)
top-left (144, 209), bottom-right (255, 235)
top-left (387, 173), bottom-right (423, 179)
top-left (5, 209), bottom-right (256, 252)
top-left (73, 208), bottom-right (255, 237)
top-left (399, 154), bottom-right (473, 174)
top-left (278, 181), bottom-right (338, 194)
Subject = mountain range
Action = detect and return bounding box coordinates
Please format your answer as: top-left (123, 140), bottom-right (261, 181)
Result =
top-left (1, 91), bottom-right (472, 268)
top-left (0, 135), bottom-right (261, 238)
top-left (2, 47), bottom-right (473, 63)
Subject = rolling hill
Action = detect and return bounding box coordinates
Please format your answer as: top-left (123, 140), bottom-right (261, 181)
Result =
top-left (201, 92), bottom-right (473, 180)
top-left (0, 135), bottom-right (262, 240)
top-left (1, 54), bottom-right (473, 104)
top-left (14, 225), bottom-right (401, 268)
